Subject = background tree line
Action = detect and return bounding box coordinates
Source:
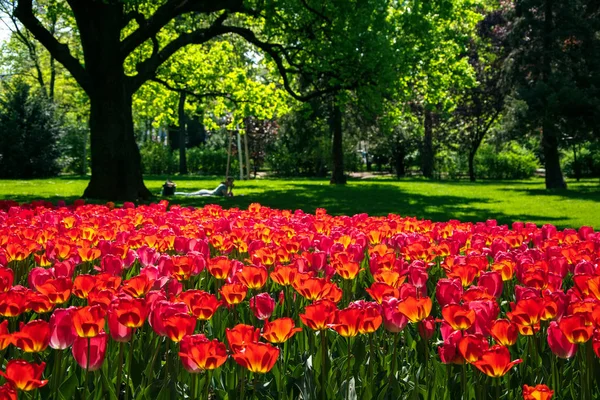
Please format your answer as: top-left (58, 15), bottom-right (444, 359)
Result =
top-left (0, 0), bottom-right (598, 198)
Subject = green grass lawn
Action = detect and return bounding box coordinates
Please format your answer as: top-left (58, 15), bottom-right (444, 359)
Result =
top-left (0, 175), bottom-right (599, 229)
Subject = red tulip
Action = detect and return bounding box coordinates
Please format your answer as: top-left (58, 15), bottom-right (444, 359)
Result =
top-left (179, 335), bottom-right (228, 372)
top-left (72, 332), bottom-right (108, 371)
top-left (35, 277), bottom-right (72, 304)
top-left (207, 257), bottom-right (234, 280)
top-left (558, 314), bottom-right (594, 344)
top-left (0, 383), bottom-right (16, 400)
top-left (25, 292), bottom-right (54, 314)
top-left (397, 296), bottom-right (432, 323)
top-left (180, 290), bottom-right (222, 321)
top-left (522, 384), bottom-right (554, 400)
top-left (72, 274), bottom-right (96, 299)
top-left (0, 267), bottom-right (13, 292)
top-left (0, 360), bottom-right (48, 391)
top-left (107, 303), bottom-right (133, 343)
top-left (381, 298), bottom-right (408, 333)
top-left (490, 319), bottom-right (518, 347)
top-left (547, 321), bottom-right (577, 358)
top-left (121, 274), bottom-right (153, 298)
top-left (300, 300), bottom-right (338, 331)
top-left (366, 282), bottom-right (400, 304)
top-left (149, 301), bottom-right (189, 336)
top-left (0, 287), bottom-right (28, 317)
top-left (162, 313), bottom-right (196, 342)
top-left (112, 297), bottom-right (149, 329)
top-left (507, 299), bottom-right (544, 336)
top-left (226, 324), bottom-right (260, 352)
top-left (418, 316), bottom-right (436, 340)
top-left (0, 321), bottom-right (10, 351)
top-left (472, 345), bottom-right (522, 377)
top-left (349, 301), bottom-right (382, 334)
top-left (72, 305), bottom-right (106, 338)
top-left (262, 318), bottom-right (302, 343)
top-left (330, 307), bottom-right (362, 337)
top-left (48, 307), bottom-right (77, 350)
top-left (435, 279), bottom-right (463, 308)
top-left (439, 330), bottom-right (465, 365)
top-left (458, 334), bottom-right (489, 363)
top-left (12, 320), bottom-right (50, 353)
top-left (478, 271), bottom-right (503, 298)
top-left (249, 293), bottom-right (275, 320)
top-left (232, 342), bottom-right (280, 373)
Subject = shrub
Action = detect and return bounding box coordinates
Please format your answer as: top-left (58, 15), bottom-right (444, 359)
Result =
top-left (562, 142), bottom-right (600, 178)
top-left (187, 147), bottom-right (239, 176)
top-left (0, 81), bottom-right (62, 178)
top-left (140, 141), bottom-right (178, 175)
top-left (475, 141), bottom-right (538, 179)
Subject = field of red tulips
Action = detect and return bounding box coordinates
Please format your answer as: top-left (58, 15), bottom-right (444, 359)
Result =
top-left (0, 199), bottom-right (597, 399)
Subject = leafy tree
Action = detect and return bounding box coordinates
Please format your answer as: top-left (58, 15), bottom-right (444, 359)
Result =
top-left (503, 0), bottom-right (600, 189)
top-left (0, 81), bottom-right (61, 177)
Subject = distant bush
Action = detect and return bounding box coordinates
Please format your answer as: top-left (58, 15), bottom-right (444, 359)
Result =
top-left (475, 141), bottom-right (538, 179)
top-left (562, 142), bottom-right (600, 178)
top-left (187, 147), bottom-right (238, 176)
top-left (140, 142), bottom-right (178, 174)
top-left (0, 82), bottom-right (62, 178)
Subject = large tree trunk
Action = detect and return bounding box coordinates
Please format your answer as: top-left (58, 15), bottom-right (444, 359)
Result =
top-left (178, 92), bottom-right (188, 175)
top-left (422, 109), bottom-right (434, 178)
top-left (542, 122), bottom-right (567, 189)
top-left (77, 3), bottom-right (151, 201)
top-left (330, 102), bottom-right (346, 184)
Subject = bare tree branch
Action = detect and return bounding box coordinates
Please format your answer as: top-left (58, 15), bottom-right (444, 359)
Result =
top-left (14, 0), bottom-right (90, 93)
top-left (150, 76), bottom-right (259, 106)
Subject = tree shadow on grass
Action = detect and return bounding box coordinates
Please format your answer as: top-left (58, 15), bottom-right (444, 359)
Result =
top-left (171, 182), bottom-right (562, 226)
top-left (506, 187), bottom-right (600, 203)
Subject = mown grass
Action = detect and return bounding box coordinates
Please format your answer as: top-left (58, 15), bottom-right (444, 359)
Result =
top-left (0, 175), bottom-right (599, 229)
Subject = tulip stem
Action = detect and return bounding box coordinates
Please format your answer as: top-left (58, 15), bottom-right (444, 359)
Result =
top-left (52, 349), bottom-right (63, 400)
top-left (321, 331), bottom-right (328, 400)
top-left (346, 337), bottom-right (352, 400)
top-left (125, 330), bottom-right (135, 400)
top-left (461, 364), bottom-right (467, 400)
top-left (116, 342), bottom-right (124, 398)
top-left (239, 367), bottom-right (246, 400)
top-left (204, 370), bottom-right (211, 400)
top-left (368, 333), bottom-right (374, 386)
top-left (388, 333), bottom-right (399, 390)
top-left (83, 337), bottom-right (90, 400)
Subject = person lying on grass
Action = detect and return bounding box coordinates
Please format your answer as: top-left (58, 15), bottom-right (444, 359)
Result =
top-left (175, 177), bottom-right (234, 197)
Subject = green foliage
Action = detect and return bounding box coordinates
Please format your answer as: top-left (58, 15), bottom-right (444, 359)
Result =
top-left (562, 142), bottom-right (600, 178)
top-left (475, 141), bottom-right (538, 179)
top-left (139, 141), bottom-right (178, 175)
top-left (186, 147), bottom-right (239, 176)
top-left (0, 81), bottom-right (61, 178)
top-left (58, 124), bottom-right (89, 175)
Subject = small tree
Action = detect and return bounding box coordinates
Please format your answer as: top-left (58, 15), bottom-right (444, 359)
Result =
top-left (0, 81), bottom-right (61, 178)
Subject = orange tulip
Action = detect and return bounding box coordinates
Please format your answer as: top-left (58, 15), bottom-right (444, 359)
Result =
top-left (207, 257), bottom-right (234, 280)
top-left (179, 335), bottom-right (228, 372)
top-left (270, 265), bottom-right (297, 286)
top-left (235, 265), bottom-right (268, 290)
top-left (180, 290), bottom-right (222, 321)
top-left (226, 324), bottom-right (260, 352)
top-left (262, 318), bottom-right (302, 343)
top-left (472, 345), bottom-right (522, 378)
top-left (331, 308), bottom-right (362, 337)
top-left (112, 297), bottom-right (149, 329)
top-left (397, 296), bottom-right (432, 323)
top-left (490, 319), bottom-right (518, 346)
top-left (12, 320), bottom-right (50, 353)
top-left (558, 314), bottom-right (594, 344)
top-left (232, 342), bottom-right (280, 373)
top-left (300, 300), bottom-right (338, 331)
top-left (72, 305), bottom-right (106, 338)
top-left (73, 274), bottom-right (96, 299)
top-left (35, 277), bottom-right (72, 304)
top-left (162, 313), bottom-right (196, 343)
top-left (442, 304), bottom-right (476, 331)
top-left (121, 274), bottom-right (153, 298)
top-left (219, 283), bottom-right (248, 306)
top-left (0, 360), bottom-right (48, 391)
top-left (365, 282), bottom-right (400, 304)
top-left (522, 384), bottom-right (554, 400)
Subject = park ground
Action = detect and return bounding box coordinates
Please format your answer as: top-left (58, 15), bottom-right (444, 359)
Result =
top-left (0, 176), bottom-right (599, 229)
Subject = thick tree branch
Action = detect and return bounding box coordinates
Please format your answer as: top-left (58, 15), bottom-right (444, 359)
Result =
top-left (120, 0), bottom-right (248, 58)
top-left (221, 25), bottom-right (355, 101)
top-left (14, 0), bottom-right (90, 93)
top-left (128, 12), bottom-right (230, 93)
top-left (150, 76), bottom-right (258, 106)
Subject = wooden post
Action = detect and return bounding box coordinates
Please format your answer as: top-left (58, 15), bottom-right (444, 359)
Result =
top-left (225, 130), bottom-right (233, 178)
top-left (244, 129), bottom-right (251, 179)
top-left (236, 130), bottom-right (244, 180)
